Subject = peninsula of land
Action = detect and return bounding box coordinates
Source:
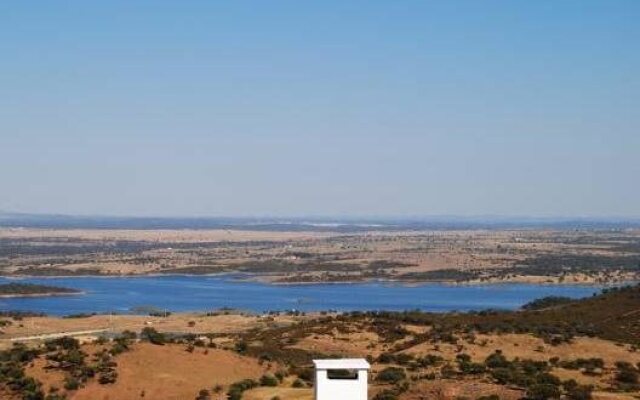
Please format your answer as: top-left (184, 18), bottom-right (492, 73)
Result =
top-left (0, 283), bottom-right (82, 298)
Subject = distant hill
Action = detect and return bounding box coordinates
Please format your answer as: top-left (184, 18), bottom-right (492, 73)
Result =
top-left (527, 284), bottom-right (640, 343)
top-left (423, 284), bottom-right (640, 344)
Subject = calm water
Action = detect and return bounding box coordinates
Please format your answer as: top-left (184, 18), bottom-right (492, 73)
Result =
top-left (0, 275), bottom-right (603, 316)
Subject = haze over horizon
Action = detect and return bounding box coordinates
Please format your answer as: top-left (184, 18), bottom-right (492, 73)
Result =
top-left (1, 209), bottom-right (640, 221)
top-left (2, 1), bottom-right (639, 218)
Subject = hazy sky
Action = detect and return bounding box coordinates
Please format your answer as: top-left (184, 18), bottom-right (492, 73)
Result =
top-left (1, 1), bottom-right (639, 217)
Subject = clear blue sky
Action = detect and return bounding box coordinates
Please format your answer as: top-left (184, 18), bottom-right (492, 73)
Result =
top-left (1, 1), bottom-right (638, 217)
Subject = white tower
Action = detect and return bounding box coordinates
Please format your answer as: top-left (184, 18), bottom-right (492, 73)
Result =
top-left (313, 359), bottom-right (370, 400)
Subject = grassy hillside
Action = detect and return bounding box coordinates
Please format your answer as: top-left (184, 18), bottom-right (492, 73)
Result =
top-left (241, 285), bottom-right (640, 369)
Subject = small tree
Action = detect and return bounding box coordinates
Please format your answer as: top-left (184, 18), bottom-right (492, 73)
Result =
top-left (526, 383), bottom-right (561, 400)
top-left (565, 384), bottom-right (593, 400)
top-left (140, 327), bottom-right (166, 345)
top-left (260, 374), bottom-right (278, 387)
top-left (376, 367), bottom-right (406, 384)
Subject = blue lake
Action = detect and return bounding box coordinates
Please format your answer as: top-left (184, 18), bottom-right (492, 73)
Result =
top-left (0, 275), bottom-right (604, 316)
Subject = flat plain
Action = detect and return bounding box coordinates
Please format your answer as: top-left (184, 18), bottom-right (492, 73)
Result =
top-left (1, 227), bottom-right (639, 284)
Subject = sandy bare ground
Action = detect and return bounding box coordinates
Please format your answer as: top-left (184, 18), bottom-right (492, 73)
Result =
top-left (591, 392), bottom-right (640, 400)
top-left (244, 385), bottom-right (313, 400)
top-left (6, 329), bottom-right (108, 342)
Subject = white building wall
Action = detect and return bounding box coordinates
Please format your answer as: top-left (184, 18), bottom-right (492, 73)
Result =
top-left (314, 369), bottom-right (368, 400)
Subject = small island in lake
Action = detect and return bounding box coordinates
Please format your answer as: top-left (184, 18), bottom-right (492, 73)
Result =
top-left (0, 283), bottom-right (82, 298)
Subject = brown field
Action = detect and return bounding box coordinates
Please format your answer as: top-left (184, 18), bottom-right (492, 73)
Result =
top-left (290, 329), bottom-right (381, 356)
top-left (400, 380), bottom-right (523, 400)
top-left (74, 344), bottom-right (267, 400)
top-left (25, 342), bottom-right (270, 400)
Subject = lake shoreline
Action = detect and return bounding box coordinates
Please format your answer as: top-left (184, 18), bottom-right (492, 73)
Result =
top-left (0, 291), bottom-right (85, 299)
top-left (0, 275), bottom-right (606, 316)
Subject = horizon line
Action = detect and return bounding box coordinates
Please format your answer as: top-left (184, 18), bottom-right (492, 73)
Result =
top-left (2, 210), bottom-right (640, 222)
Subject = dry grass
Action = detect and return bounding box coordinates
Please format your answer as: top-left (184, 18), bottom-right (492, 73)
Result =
top-left (25, 356), bottom-right (67, 393)
top-left (69, 343), bottom-right (269, 400)
top-left (404, 333), bottom-right (640, 367)
top-left (399, 380), bottom-right (522, 400)
top-left (0, 313), bottom-right (300, 344)
top-left (290, 330), bottom-right (380, 357)
top-left (243, 386), bottom-right (313, 400)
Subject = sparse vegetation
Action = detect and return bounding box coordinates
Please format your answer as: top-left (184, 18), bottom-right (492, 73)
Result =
top-left (140, 327), bottom-right (167, 345)
top-left (0, 283), bottom-right (80, 297)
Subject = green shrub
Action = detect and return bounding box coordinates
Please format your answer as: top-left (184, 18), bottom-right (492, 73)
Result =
top-left (274, 370), bottom-right (286, 382)
top-left (97, 370), bottom-right (117, 385)
top-left (416, 354), bottom-right (444, 367)
top-left (234, 341), bottom-right (248, 354)
top-left (140, 327), bottom-right (166, 345)
top-left (376, 367), bottom-right (406, 384)
top-left (227, 379), bottom-right (258, 400)
top-left (485, 350), bottom-right (509, 369)
top-left (260, 374), bottom-right (278, 387)
top-left (614, 361), bottom-right (639, 388)
top-left (526, 383), bottom-right (561, 400)
top-left (565, 384), bottom-right (593, 400)
top-left (63, 377), bottom-right (79, 391)
top-left (373, 389), bottom-right (399, 400)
